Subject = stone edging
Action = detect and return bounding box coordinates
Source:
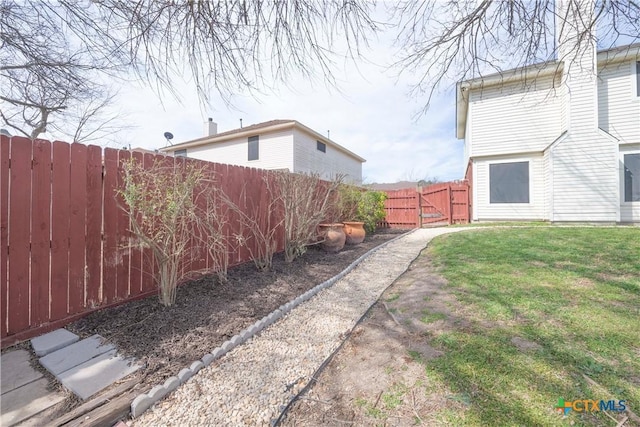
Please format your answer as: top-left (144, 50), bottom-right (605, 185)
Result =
top-left (130, 230), bottom-right (415, 418)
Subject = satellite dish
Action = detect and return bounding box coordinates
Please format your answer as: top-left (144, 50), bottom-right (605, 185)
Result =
top-left (163, 131), bottom-right (174, 147)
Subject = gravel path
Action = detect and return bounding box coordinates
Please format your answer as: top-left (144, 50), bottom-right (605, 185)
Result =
top-left (132, 228), bottom-right (468, 427)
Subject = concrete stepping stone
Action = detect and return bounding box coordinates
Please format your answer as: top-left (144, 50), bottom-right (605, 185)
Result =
top-left (39, 334), bottom-right (115, 376)
top-left (57, 350), bottom-right (141, 400)
top-left (31, 329), bottom-right (79, 357)
top-left (0, 350), bottom-right (42, 394)
top-left (1, 378), bottom-right (64, 427)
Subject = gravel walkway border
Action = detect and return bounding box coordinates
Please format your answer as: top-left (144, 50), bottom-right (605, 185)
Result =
top-left (132, 227), bottom-right (468, 426)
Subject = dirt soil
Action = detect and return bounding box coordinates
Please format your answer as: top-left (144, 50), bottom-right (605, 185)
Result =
top-left (44, 230), bottom-right (402, 410)
top-left (281, 254), bottom-right (467, 426)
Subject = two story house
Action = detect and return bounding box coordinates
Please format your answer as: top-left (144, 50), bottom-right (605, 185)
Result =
top-left (161, 119), bottom-right (365, 184)
top-left (457, 2), bottom-right (639, 223)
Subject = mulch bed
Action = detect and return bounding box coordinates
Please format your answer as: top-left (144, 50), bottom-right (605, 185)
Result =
top-left (65, 229), bottom-right (406, 395)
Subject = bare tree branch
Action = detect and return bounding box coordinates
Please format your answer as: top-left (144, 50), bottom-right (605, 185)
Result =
top-left (2, 0), bottom-right (638, 135)
top-left (1, 0), bottom-right (379, 139)
top-left (390, 0), bottom-right (640, 116)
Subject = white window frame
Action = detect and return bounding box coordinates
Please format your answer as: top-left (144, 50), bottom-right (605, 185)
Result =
top-left (174, 149), bottom-right (187, 157)
top-left (248, 135), bottom-right (259, 161)
top-left (632, 61), bottom-right (640, 102)
top-left (487, 158), bottom-right (532, 205)
top-left (620, 147), bottom-right (640, 204)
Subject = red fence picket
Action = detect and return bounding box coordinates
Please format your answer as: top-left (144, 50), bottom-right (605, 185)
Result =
top-left (7, 139), bottom-right (31, 334)
top-left (68, 143), bottom-right (88, 314)
top-left (0, 137), bottom-right (9, 339)
top-left (50, 141), bottom-right (70, 321)
top-left (85, 145), bottom-right (103, 306)
top-left (31, 140), bottom-right (51, 326)
top-left (116, 150), bottom-right (131, 301)
top-left (102, 148), bottom-right (118, 305)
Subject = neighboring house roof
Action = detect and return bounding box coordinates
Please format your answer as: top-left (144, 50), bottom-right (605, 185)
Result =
top-left (131, 147), bottom-right (163, 155)
top-left (456, 43), bottom-right (640, 139)
top-left (369, 181), bottom-right (419, 191)
top-left (161, 119), bottom-right (366, 163)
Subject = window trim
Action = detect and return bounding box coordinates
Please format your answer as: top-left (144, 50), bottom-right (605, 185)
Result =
top-left (316, 140), bottom-right (326, 153)
top-left (632, 61), bottom-right (640, 101)
top-left (248, 135), bottom-right (259, 161)
top-left (174, 149), bottom-right (187, 157)
top-left (488, 160), bottom-right (531, 204)
top-left (622, 150), bottom-right (640, 204)
top-left (636, 61), bottom-right (640, 98)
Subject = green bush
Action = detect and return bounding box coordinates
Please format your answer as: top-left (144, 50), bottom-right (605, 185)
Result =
top-left (356, 190), bottom-right (387, 233)
top-left (337, 185), bottom-right (387, 234)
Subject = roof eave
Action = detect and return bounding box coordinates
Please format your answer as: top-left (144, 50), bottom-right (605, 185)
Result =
top-left (597, 42), bottom-right (640, 66)
top-left (160, 121), bottom-right (297, 152)
top-left (455, 43), bottom-right (640, 140)
top-left (456, 82), bottom-right (467, 140)
top-left (161, 120), bottom-right (366, 163)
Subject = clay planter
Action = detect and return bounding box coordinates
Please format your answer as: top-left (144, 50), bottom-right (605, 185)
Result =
top-left (343, 221), bottom-right (366, 245)
top-left (318, 223), bottom-right (346, 253)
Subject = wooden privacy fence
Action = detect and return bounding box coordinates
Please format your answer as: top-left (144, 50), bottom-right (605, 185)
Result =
top-left (382, 182), bottom-right (470, 228)
top-left (0, 135), bottom-right (284, 347)
top-left (381, 188), bottom-right (420, 228)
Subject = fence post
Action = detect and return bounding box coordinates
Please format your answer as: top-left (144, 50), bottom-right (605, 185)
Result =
top-left (447, 185), bottom-right (452, 225)
top-left (416, 187), bottom-right (422, 228)
top-left (466, 182), bottom-right (471, 223)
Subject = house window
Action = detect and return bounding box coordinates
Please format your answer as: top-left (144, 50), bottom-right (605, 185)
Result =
top-left (489, 161), bottom-right (529, 203)
top-left (636, 61), bottom-right (640, 97)
top-left (317, 141), bottom-right (326, 153)
top-left (624, 153), bottom-right (640, 202)
top-left (248, 135), bottom-right (259, 161)
top-left (174, 149), bottom-right (187, 157)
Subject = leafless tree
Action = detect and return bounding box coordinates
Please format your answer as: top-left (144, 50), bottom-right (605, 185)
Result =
top-left (1, 0), bottom-right (378, 139)
top-left (0, 0), bottom-right (127, 142)
top-left (390, 0), bottom-right (640, 114)
top-left (2, 0), bottom-right (638, 133)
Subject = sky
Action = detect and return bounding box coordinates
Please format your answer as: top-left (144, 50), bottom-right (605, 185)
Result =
top-left (109, 32), bottom-right (465, 185)
top-left (13, 4), bottom-right (466, 185)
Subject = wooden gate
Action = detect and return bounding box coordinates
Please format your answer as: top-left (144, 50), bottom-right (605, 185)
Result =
top-left (383, 181), bottom-right (470, 228)
top-left (420, 184), bottom-right (450, 225)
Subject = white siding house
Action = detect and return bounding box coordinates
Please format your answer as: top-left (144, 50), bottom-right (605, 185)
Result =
top-left (161, 120), bottom-right (365, 184)
top-left (457, 2), bottom-right (640, 223)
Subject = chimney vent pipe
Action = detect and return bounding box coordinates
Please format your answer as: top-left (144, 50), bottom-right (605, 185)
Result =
top-left (204, 118), bottom-right (218, 136)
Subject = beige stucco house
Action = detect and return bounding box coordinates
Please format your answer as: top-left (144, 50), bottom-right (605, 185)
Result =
top-left (161, 119), bottom-right (365, 185)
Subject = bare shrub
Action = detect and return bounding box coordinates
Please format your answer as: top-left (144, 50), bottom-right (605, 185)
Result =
top-left (219, 174), bottom-right (283, 271)
top-left (120, 158), bottom-right (228, 306)
top-left (194, 178), bottom-right (230, 285)
top-left (276, 172), bottom-right (343, 263)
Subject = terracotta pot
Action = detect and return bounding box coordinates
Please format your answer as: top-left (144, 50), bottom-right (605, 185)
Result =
top-left (318, 223), bottom-right (346, 253)
top-left (343, 221), bottom-right (366, 245)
